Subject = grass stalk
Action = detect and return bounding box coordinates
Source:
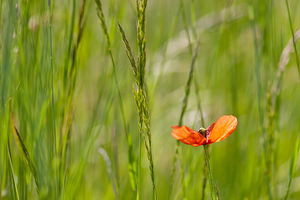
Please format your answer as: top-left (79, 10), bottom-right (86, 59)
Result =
top-left (169, 39), bottom-right (201, 199)
top-left (195, 79), bottom-right (218, 200)
top-left (47, 0), bottom-right (59, 197)
top-left (1, 0), bottom-right (300, 199)
top-left (9, 100), bottom-right (39, 192)
top-left (272, 29), bottom-right (300, 107)
top-left (94, 0), bottom-right (138, 196)
top-left (136, 1), bottom-right (157, 198)
top-left (285, 0), bottom-right (300, 77)
top-left (270, 29), bottom-right (300, 200)
top-left (117, 23), bottom-right (137, 77)
top-left (176, 1), bottom-right (219, 198)
top-left (117, 23), bottom-right (140, 193)
top-left (179, 0), bottom-right (193, 53)
top-left (284, 135), bottom-right (300, 200)
top-left (118, 0), bottom-right (157, 198)
top-left (195, 77), bottom-right (208, 200)
top-left (7, 142), bottom-right (20, 200)
top-left (98, 148), bottom-right (118, 197)
top-left (196, 88), bottom-right (219, 200)
top-left (248, 4), bottom-right (273, 199)
top-left (60, 1), bottom-right (87, 196)
top-left (177, 1), bottom-right (199, 197)
top-left (63, 0), bottom-right (76, 88)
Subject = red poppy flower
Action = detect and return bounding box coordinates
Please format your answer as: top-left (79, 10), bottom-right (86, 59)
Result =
top-left (171, 115), bottom-right (237, 147)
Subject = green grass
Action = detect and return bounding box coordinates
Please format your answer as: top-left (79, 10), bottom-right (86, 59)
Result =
top-left (0, 0), bottom-right (300, 199)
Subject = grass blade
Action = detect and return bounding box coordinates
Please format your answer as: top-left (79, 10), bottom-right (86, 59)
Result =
top-left (177, 2), bottom-right (220, 198)
top-left (61, 1), bottom-right (87, 197)
top-left (272, 29), bottom-right (300, 108)
top-left (117, 23), bottom-right (137, 77)
top-left (98, 148), bottom-right (118, 198)
top-left (9, 100), bottom-right (39, 192)
top-left (284, 135), bottom-right (300, 200)
top-left (169, 39), bottom-right (201, 199)
top-left (118, 0), bottom-right (157, 198)
top-left (7, 142), bottom-right (20, 200)
top-left (94, 0), bottom-right (137, 195)
top-left (117, 22), bottom-right (140, 193)
top-left (63, 0), bottom-right (76, 88)
top-left (136, 1), bottom-right (157, 197)
top-left (249, 4), bottom-right (272, 199)
top-left (47, 0), bottom-right (59, 197)
top-left (285, 0), bottom-right (300, 77)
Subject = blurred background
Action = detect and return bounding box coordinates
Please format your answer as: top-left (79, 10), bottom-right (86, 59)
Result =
top-left (0, 0), bottom-right (300, 199)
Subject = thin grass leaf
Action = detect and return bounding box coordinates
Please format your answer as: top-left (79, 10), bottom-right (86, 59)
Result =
top-left (169, 39), bottom-right (201, 199)
top-left (9, 100), bottom-right (40, 192)
top-left (284, 135), bottom-right (300, 200)
top-left (94, 0), bottom-right (136, 194)
top-left (272, 29), bottom-right (300, 105)
top-left (248, 4), bottom-right (265, 137)
top-left (63, 0), bottom-right (76, 88)
top-left (64, 91), bottom-right (114, 199)
top-left (179, 0), bottom-right (193, 53)
top-left (47, 0), bottom-right (59, 197)
top-left (249, 4), bottom-right (272, 199)
top-left (98, 148), bottom-right (118, 198)
top-left (177, 2), bottom-right (220, 198)
top-left (118, 0), bottom-right (156, 198)
top-left (61, 1), bottom-right (87, 196)
top-left (177, 2), bottom-right (196, 198)
top-left (0, 0), bottom-right (15, 109)
top-left (269, 29), bottom-right (300, 200)
top-left (285, 0), bottom-right (300, 77)
top-left (7, 142), bottom-right (20, 200)
top-left (117, 23), bottom-right (137, 77)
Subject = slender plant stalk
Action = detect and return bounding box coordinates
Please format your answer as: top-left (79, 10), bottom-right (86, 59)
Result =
top-left (285, 0), bottom-right (300, 77)
top-left (270, 30), bottom-right (300, 200)
top-left (98, 148), bottom-right (118, 197)
top-left (266, 27), bottom-right (300, 200)
top-left (117, 23), bottom-right (139, 192)
top-left (195, 79), bottom-right (218, 200)
top-left (272, 29), bottom-right (300, 107)
top-left (177, 1), bottom-right (198, 197)
top-left (60, 1), bottom-right (87, 197)
top-left (7, 142), bottom-right (20, 200)
top-left (118, 0), bottom-right (157, 198)
top-left (194, 78), bottom-right (209, 200)
top-left (47, 0), bottom-right (59, 197)
top-left (169, 39), bottom-right (201, 199)
top-left (63, 0), bottom-right (76, 88)
top-left (179, 0), bottom-right (193, 53)
top-left (9, 100), bottom-right (39, 192)
top-left (264, 3), bottom-right (300, 199)
top-left (1, 0), bottom-right (16, 196)
top-left (266, 82), bottom-right (276, 197)
top-left (94, 0), bottom-right (140, 197)
top-left (284, 135), bottom-right (300, 200)
top-left (249, 5), bottom-right (265, 138)
top-left (136, 1), bottom-right (157, 198)
top-left (249, 4), bottom-right (273, 199)
top-left (117, 23), bottom-right (137, 76)
top-left (176, 1), bottom-right (219, 198)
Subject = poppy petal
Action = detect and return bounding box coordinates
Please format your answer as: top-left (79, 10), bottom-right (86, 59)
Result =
top-left (207, 115), bottom-right (237, 144)
top-left (171, 126), bottom-right (206, 147)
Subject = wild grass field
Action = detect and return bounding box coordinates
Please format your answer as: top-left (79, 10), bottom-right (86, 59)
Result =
top-left (0, 0), bottom-right (300, 199)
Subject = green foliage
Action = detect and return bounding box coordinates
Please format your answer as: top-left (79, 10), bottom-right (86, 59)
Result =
top-left (0, 0), bottom-right (300, 199)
